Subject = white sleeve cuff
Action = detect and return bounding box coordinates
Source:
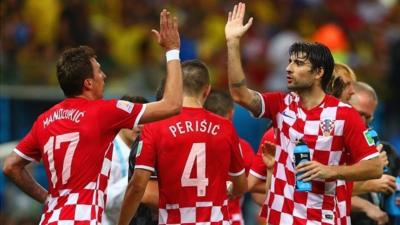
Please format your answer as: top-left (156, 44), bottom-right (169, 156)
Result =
top-left (135, 165), bottom-right (155, 173)
top-left (249, 169), bottom-right (266, 180)
top-left (229, 168), bottom-right (245, 177)
top-left (14, 148), bottom-right (38, 163)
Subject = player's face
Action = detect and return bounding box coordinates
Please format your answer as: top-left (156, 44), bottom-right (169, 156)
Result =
top-left (286, 52), bottom-right (318, 91)
top-left (349, 92), bottom-right (376, 126)
top-left (90, 58), bottom-right (106, 99)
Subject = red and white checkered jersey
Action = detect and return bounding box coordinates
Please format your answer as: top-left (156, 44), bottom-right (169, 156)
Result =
top-left (14, 97), bottom-right (145, 225)
top-left (335, 151), bottom-right (353, 225)
top-left (228, 139), bottom-right (255, 225)
top-left (257, 92), bottom-right (379, 225)
top-left (249, 128), bottom-right (275, 219)
top-left (135, 107), bottom-right (245, 224)
top-left (250, 128), bottom-right (275, 181)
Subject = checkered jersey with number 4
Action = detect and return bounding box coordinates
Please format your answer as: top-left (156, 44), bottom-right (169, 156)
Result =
top-left (256, 92), bottom-right (379, 225)
top-left (135, 108), bottom-right (245, 225)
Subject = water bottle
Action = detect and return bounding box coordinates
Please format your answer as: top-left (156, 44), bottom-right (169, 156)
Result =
top-left (367, 128), bottom-right (389, 173)
top-left (294, 140), bottom-right (312, 192)
top-left (384, 176), bottom-right (400, 216)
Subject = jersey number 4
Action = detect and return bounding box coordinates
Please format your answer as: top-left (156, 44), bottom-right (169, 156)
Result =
top-left (44, 132), bottom-right (80, 188)
top-left (181, 143), bottom-right (209, 197)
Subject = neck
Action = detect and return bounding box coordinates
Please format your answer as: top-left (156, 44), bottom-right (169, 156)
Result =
top-left (296, 86), bottom-right (326, 110)
top-left (118, 132), bottom-right (135, 147)
top-left (182, 96), bottom-right (204, 108)
top-left (76, 92), bottom-right (98, 101)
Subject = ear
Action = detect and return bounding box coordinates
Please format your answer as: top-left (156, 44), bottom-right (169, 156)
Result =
top-left (83, 78), bottom-right (93, 91)
top-left (204, 85), bottom-right (211, 98)
top-left (315, 67), bottom-right (324, 80)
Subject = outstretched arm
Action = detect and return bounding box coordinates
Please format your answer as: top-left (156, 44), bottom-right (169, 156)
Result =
top-left (3, 152), bottom-right (47, 203)
top-left (140, 9), bottom-right (182, 124)
top-left (225, 3), bottom-right (263, 116)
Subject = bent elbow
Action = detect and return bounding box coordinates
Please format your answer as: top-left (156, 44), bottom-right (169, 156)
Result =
top-left (3, 158), bottom-right (15, 178)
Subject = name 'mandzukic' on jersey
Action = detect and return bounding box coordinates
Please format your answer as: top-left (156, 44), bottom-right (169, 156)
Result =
top-left (168, 119), bottom-right (220, 137)
top-left (43, 108), bottom-right (85, 128)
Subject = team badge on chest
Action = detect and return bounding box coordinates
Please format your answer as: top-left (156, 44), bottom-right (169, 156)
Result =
top-left (320, 119), bottom-right (335, 136)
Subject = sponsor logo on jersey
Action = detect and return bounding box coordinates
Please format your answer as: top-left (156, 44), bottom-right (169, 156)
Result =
top-left (320, 119), bottom-right (335, 137)
top-left (136, 140), bottom-right (143, 157)
top-left (116, 100), bottom-right (134, 113)
top-left (363, 129), bottom-right (375, 146)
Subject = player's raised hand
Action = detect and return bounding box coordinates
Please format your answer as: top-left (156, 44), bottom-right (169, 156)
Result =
top-left (152, 9), bottom-right (180, 50)
top-left (261, 141), bottom-right (276, 169)
top-left (225, 2), bottom-right (253, 41)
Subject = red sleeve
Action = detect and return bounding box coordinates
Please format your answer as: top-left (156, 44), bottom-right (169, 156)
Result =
top-left (98, 99), bottom-right (146, 131)
top-left (249, 128), bottom-right (275, 180)
top-left (257, 92), bottom-right (284, 121)
top-left (239, 139), bottom-right (255, 175)
top-left (343, 108), bottom-right (379, 164)
top-left (135, 124), bottom-right (157, 172)
top-left (14, 121), bottom-right (41, 162)
top-left (229, 125), bottom-right (245, 176)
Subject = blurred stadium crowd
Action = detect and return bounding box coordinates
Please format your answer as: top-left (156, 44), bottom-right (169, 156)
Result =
top-left (1, 0), bottom-right (400, 224)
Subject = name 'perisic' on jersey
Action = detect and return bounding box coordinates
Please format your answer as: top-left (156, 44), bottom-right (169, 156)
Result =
top-left (169, 119), bottom-right (220, 137)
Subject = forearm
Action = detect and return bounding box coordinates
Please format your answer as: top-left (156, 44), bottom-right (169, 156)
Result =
top-left (118, 182), bottom-right (146, 225)
top-left (231, 174), bottom-right (247, 197)
top-left (163, 57), bottom-right (183, 112)
top-left (226, 40), bottom-right (261, 115)
top-left (331, 157), bottom-right (382, 181)
top-left (351, 196), bottom-right (375, 212)
top-left (352, 180), bottom-right (371, 196)
top-left (248, 174), bottom-right (266, 193)
top-left (118, 170), bottom-right (150, 225)
top-left (141, 180), bottom-right (159, 210)
top-left (6, 167), bottom-right (47, 203)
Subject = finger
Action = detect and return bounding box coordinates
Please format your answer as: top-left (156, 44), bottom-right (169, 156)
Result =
top-left (228, 11), bottom-right (232, 22)
top-left (377, 144), bottom-right (383, 152)
top-left (160, 10), bottom-right (167, 33)
top-left (166, 11), bottom-right (172, 30)
top-left (232, 4), bottom-right (238, 19)
top-left (296, 161), bottom-right (313, 170)
top-left (151, 29), bottom-right (161, 43)
top-left (173, 16), bottom-right (178, 32)
top-left (243, 17), bottom-right (253, 31)
top-left (303, 170), bottom-right (320, 182)
top-left (239, 2), bottom-right (245, 20)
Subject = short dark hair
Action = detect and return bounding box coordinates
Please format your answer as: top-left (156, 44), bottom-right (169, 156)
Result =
top-left (181, 60), bottom-right (210, 96)
top-left (120, 95), bottom-right (149, 104)
top-left (204, 90), bottom-right (234, 117)
top-left (289, 42), bottom-right (334, 91)
top-left (56, 46), bottom-right (96, 97)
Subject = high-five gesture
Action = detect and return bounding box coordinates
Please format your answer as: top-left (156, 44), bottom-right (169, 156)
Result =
top-left (225, 2), bottom-right (253, 41)
top-left (152, 9), bottom-right (180, 51)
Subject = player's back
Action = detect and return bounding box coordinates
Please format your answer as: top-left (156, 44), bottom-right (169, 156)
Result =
top-left (16, 97), bottom-right (144, 224)
top-left (137, 107), bottom-right (244, 224)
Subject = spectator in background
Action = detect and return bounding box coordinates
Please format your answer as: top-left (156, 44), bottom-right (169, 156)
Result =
top-left (349, 82), bottom-right (400, 225)
top-left (225, 3), bottom-right (382, 224)
top-left (118, 60), bottom-right (247, 225)
top-left (2, 9), bottom-right (182, 225)
top-left (103, 95), bottom-right (149, 225)
top-left (204, 89), bottom-right (257, 225)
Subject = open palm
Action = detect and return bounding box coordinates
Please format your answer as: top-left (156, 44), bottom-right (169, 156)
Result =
top-left (225, 2), bottom-right (253, 41)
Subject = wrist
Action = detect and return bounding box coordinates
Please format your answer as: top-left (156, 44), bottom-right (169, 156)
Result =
top-left (227, 39), bottom-right (240, 47)
top-left (166, 49), bottom-right (180, 62)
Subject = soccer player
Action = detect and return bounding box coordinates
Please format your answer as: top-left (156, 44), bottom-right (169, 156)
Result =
top-left (118, 60), bottom-right (247, 225)
top-left (225, 3), bottom-right (382, 224)
top-left (103, 96), bottom-right (149, 225)
top-left (203, 89), bottom-right (256, 225)
top-left (2, 9), bottom-right (182, 225)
